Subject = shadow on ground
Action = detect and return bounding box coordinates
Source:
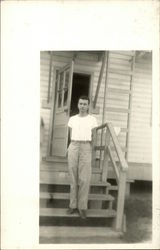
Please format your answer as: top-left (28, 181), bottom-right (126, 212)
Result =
top-left (121, 180), bottom-right (152, 243)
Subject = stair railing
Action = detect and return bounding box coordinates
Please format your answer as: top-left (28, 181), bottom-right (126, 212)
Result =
top-left (92, 122), bottom-right (128, 231)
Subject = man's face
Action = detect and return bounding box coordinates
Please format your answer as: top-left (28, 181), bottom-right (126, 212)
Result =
top-left (78, 99), bottom-right (89, 113)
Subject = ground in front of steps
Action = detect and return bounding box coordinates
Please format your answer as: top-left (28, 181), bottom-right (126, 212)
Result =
top-left (39, 180), bottom-right (152, 244)
top-left (39, 226), bottom-right (124, 244)
top-left (122, 180), bottom-right (152, 243)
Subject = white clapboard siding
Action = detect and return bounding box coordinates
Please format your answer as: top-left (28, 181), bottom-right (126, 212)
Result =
top-left (40, 52), bottom-right (50, 104)
top-left (128, 56), bottom-right (152, 163)
top-left (101, 52), bottom-right (134, 153)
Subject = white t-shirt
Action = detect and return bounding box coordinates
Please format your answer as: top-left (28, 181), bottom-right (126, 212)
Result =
top-left (68, 114), bottom-right (98, 141)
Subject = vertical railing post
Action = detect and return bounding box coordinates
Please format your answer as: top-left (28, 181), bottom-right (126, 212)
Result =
top-left (99, 128), bottom-right (104, 170)
top-left (92, 128), bottom-right (97, 168)
top-left (115, 170), bottom-right (127, 231)
top-left (102, 128), bottom-right (110, 182)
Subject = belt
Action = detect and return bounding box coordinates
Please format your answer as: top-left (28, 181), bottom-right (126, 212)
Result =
top-left (71, 140), bottom-right (91, 143)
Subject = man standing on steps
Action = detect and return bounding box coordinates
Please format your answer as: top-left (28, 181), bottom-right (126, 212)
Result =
top-left (67, 96), bottom-right (98, 219)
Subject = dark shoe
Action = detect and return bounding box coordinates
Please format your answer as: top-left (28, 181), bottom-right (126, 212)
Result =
top-left (79, 209), bottom-right (87, 219)
top-left (67, 208), bottom-right (77, 214)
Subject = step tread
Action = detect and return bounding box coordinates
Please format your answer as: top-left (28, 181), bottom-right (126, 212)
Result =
top-left (108, 185), bottom-right (118, 191)
top-left (45, 156), bottom-right (67, 163)
top-left (40, 192), bottom-right (114, 201)
top-left (40, 164), bottom-right (102, 173)
top-left (40, 208), bottom-right (116, 218)
top-left (40, 226), bottom-right (123, 238)
top-left (40, 179), bottom-right (111, 186)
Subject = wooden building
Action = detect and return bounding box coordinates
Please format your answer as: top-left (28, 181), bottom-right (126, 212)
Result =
top-left (40, 51), bottom-right (152, 233)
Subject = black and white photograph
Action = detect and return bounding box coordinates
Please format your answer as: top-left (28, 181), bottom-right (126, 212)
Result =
top-left (40, 50), bottom-right (152, 244)
top-left (1, 1), bottom-right (160, 249)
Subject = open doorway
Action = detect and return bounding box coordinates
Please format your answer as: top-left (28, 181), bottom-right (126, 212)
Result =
top-left (68, 72), bottom-right (91, 146)
top-left (70, 73), bottom-right (91, 117)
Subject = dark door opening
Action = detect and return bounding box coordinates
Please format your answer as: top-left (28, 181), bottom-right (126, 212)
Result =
top-left (70, 73), bottom-right (90, 117)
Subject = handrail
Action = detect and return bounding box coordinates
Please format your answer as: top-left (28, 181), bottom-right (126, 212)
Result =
top-left (95, 122), bottom-right (128, 172)
top-left (107, 123), bottom-right (128, 172)
top-left (93, 122), bottom-right (128, 231)
top-left (108, 145), bottom-right (119, 183)
top-left (95, 122), bottom-right (108, 131)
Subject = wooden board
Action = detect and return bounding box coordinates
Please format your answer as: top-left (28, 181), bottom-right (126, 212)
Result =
top-left (40, 208), bottom-right (116, 218)
top-left (40, 192), bottom-right (114, 201)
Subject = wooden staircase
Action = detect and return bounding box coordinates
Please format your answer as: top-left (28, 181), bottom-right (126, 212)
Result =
top-left (40, 174), bottom-right (116, 223)
top-left (40, 122), bottom-right (128, 240)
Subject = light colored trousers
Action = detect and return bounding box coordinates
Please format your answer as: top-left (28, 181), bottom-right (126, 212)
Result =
top-left (68, 141), bottom-right (92, 210)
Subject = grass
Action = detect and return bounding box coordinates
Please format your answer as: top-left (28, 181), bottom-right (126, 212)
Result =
top-left (121, 181), bottom-right (152, 243)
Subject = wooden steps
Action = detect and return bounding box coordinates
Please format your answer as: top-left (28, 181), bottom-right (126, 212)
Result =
top-left (40, 159), bottom-right (118, 228)
top-left (40, 208), bottom-right (116, 218)
top-left (40, 192), bottom-right (114, 201)
top-left (40, 177), bottom-right (111, 187)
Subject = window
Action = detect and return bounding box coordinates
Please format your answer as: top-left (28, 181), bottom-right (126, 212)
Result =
top-left (56, 69), bottom-right (70, 111)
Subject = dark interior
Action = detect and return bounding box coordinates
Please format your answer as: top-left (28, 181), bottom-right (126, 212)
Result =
top-left (70, 73), bottom-right (90, 116)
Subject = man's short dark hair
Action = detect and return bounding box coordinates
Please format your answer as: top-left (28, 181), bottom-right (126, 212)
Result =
top-left (78, 95), bottom-right (90, 104)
